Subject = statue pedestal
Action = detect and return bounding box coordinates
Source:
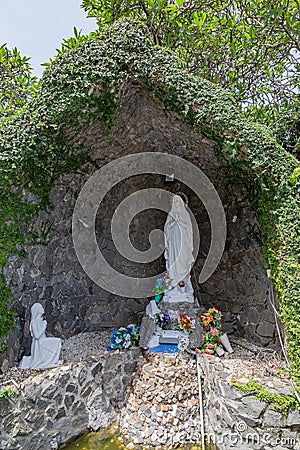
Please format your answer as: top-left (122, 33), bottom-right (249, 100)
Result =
top-left (139, 296), bottom-right (204, 350)
top-left (163, 288), bottom-right (194, 304)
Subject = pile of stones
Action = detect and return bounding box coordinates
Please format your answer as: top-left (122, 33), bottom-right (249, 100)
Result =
top-left (119, 352), bottom-right (201, 448)
top-left (60, 331), bottom-right (112, 363)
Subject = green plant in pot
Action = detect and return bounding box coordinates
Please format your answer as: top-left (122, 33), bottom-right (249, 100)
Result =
top-left (153, 274), bottom-right (172, 303)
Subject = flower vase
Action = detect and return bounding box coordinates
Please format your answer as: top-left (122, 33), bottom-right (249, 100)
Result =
top-left (215, 346), bottom-right (225, 357)
top-left (154, 293), bottom-right (163, 303)
top-left (220, 333), bottom-right (233, 353)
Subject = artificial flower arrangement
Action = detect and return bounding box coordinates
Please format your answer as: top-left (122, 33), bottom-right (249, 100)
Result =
top-left (201, 307), bottom-right (223, 330)
top-left (178, 314), bottom-right (196, 334)
top-left (154, 313), bottom-right (171, 329)
top-left (153, 273), bottom-right (172, 295)
top-left (107, 324), bottom-right (140, 351)
top-left (198, 307), bottom-right (223, 355)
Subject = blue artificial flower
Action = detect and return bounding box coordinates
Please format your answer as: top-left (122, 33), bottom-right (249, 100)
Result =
top-left (107, 345), bottom-right (114, 351)
top-left (107, 323), bottom-right (141, 351)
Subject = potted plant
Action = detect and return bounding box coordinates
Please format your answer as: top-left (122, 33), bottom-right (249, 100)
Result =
top-left (153, 274), bottom-right (172, 303)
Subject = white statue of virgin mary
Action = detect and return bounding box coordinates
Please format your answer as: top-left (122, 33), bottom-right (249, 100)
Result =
top-left (20, 303), bottom-right (62, 370)
top-left (163, 195), bottom-right (194, 303)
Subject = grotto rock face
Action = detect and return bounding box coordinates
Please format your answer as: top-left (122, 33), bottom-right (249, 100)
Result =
top-left (0, 349), bottom-right (141, 450)
top-left (3, 82), bottom-right (276, 366)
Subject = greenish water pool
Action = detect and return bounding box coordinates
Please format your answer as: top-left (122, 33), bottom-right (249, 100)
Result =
top-left (62, 432), bottom-right (216, 450)
top-left (61, 432), bottom-right (123, 450)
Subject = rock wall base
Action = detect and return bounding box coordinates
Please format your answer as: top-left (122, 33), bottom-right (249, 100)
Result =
top-left (201, 355), bottom-right (300, 450)
top-left (0, 349), bottom-right (141, 450)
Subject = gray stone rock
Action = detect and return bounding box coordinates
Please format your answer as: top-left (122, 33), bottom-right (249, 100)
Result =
top-left (1, 359), bottom-right (9, 374)
top-left (287, 408), bottom-right (300, 427)
top-left (189, 322), bottom-right (204, 349)
top-left (71, 399), bottom-right (86, 415)
top-left (239, 396), bottom-right (267, 419)
top-left (41, 383), bottom-right (58, 399)
top-left (256, 322), bottom-right (275, 338)
top-left (261, 309), bottom-right (275, 324)
top-left (138, 316), bottom-right (156, 349)
top-left (220, 382), bottom-right (245, 400)
top-left (280, 429), bottom-right (298, 449)
top-left (249, 307), bottom-right (259, 324)
top-left (64, 395), bottom-right (75, 410)
top-left (0, 398), bottom-right (13, 418)
top-left (65, 383), bottom-right (78, 394)
top-left (263, 407), bottom-right (286, 427)
top-left (81, 385), bottom-right (93, 398)
top-left (277, 386), bottom-right (293, 396)
top-left (55, 407), bottom-right (66, 420)
top-left (264, 447), bottom-right (291, 450)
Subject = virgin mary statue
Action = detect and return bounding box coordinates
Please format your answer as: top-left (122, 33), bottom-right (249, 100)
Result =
top-left (163, 195), bottom-right (194, 303)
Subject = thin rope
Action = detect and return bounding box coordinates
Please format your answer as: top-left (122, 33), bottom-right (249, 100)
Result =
top-left (196, 354), bottom-right (206, 450)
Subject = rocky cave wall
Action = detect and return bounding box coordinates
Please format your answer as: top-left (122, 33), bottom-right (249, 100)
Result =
top-left (3, 83), bottom-right (277, 366)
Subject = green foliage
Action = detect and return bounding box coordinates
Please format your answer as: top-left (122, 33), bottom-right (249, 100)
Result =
top-left (0, 184), bottom-right (47, 266)
top-left (290, 167), bottom-right (300, 184)
top-left (0, 387), bottom-right (19, 398)
top-left (0, 44), bottom-right (38, 120)
top-left (81, 0), bottom-right (300, 156)
top-left (0, 274), bottom-right (15, 350)
top-left (231, 379), bottom-right (300, 415)
top-left (0, 20), bottom-right (299, 389)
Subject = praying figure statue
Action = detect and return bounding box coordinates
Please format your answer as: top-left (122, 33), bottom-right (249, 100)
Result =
top-left (163, 195), bottom-right (195, 303)
top-left (19, 303), bottom-right (62, 370)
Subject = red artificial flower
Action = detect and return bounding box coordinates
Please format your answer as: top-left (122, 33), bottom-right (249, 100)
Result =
top-left (204, 349), bottom-right (214, 355)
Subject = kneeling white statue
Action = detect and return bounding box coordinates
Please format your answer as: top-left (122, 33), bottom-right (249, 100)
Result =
top-left (20, 303), bottom-right (62, 370)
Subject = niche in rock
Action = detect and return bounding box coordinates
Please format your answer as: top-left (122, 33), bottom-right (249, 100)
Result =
top-left (3, 84), bottom-right (277, 369)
